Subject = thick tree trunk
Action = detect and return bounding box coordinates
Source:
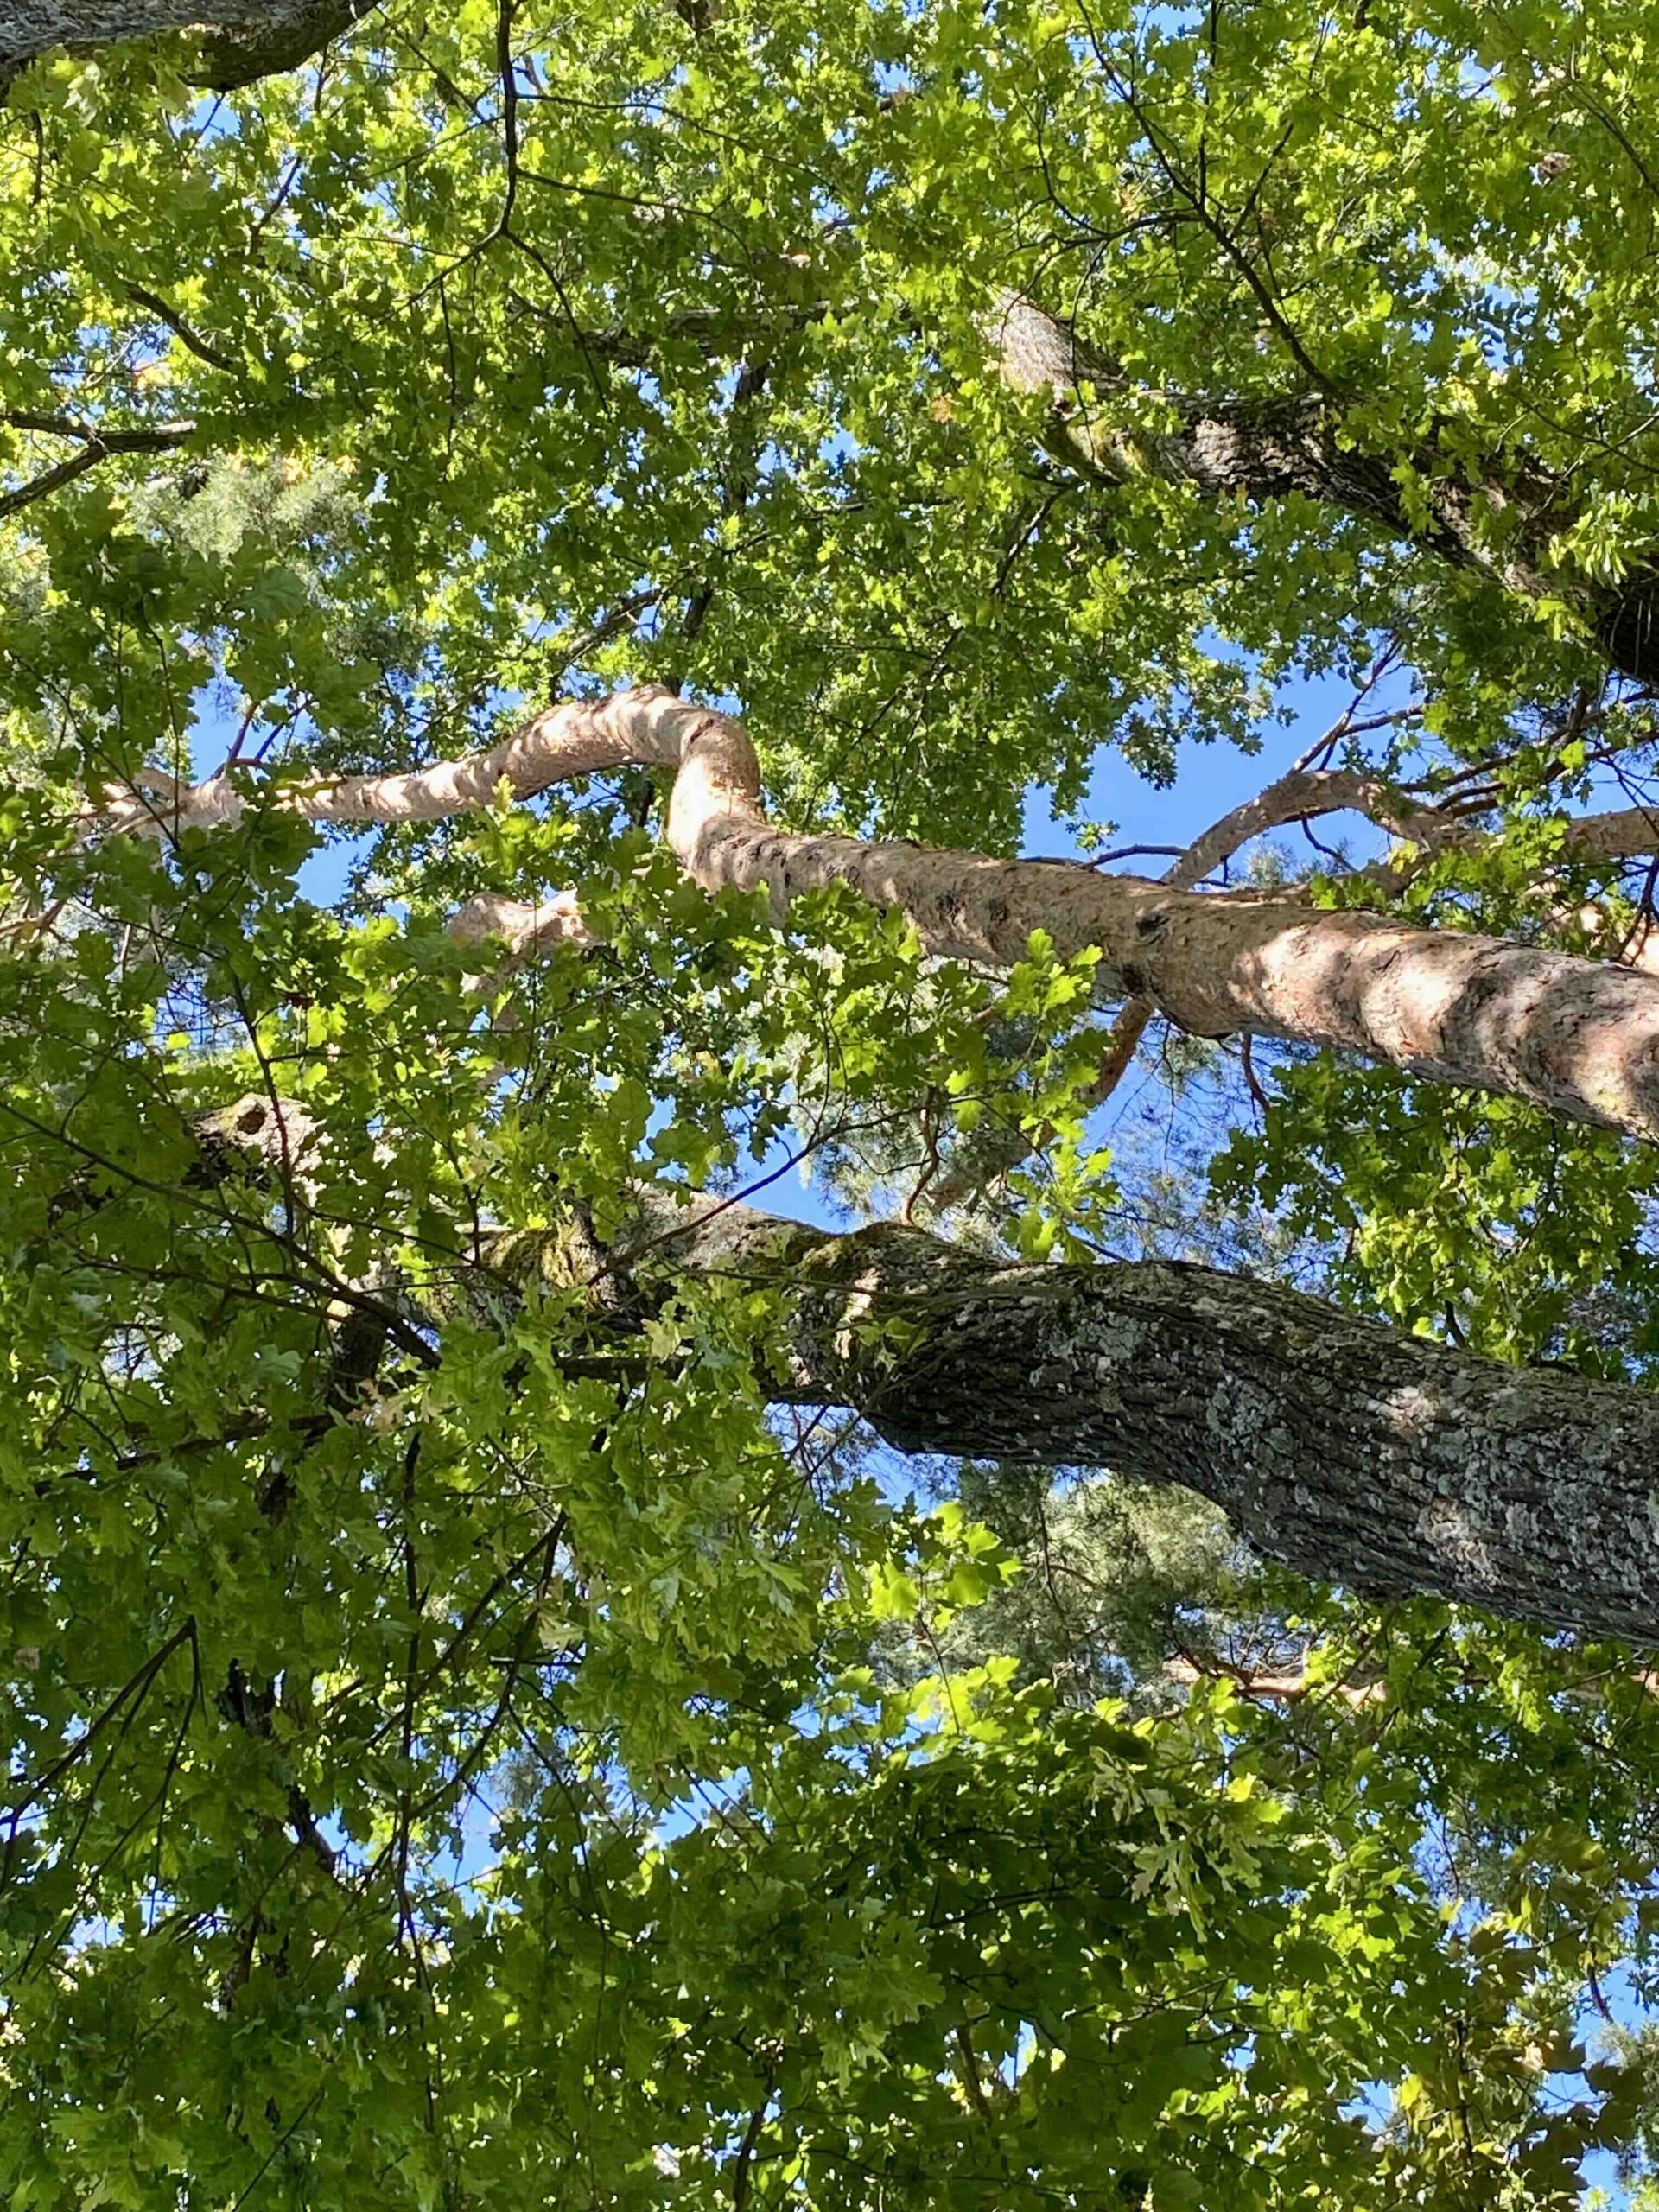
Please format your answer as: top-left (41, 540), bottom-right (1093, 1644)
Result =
top-left (0, 0), bottom-right (368, 90)
top-left (187, 1103), bottom-right (1659, 1644)
top-left (987, 293), bottom-right (1659, 682)
top-left (105, 688), bottom-right (1659, 1144)
top-left (536, 1194), bottom-right (1659, 1646)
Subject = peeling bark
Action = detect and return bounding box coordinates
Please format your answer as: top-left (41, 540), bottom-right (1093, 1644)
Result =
top-left (551, 1193), bottom-right (1659, 1647)
top-left (97, 687), bottom-right (1659, 1143)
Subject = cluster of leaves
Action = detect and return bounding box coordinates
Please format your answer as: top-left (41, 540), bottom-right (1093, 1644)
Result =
top-left (8, 0), bottom-right (1648, 842)
top-left (0, 791), bottom-right (1565, 2207)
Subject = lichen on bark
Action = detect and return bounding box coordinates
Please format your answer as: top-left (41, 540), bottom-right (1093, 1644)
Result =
top-left (582, 1199), bottom-right (1659, 1645)
top-left (0, 0), bottom-right (368, 90)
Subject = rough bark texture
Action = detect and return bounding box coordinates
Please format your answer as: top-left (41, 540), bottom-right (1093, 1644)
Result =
top-left (100, 687), bottom-right (1659, 1144)
top-left (190, 1103), bottom-right (1659, 1644)
top-left (562, 1195), bottom-right (1659, 1646)
top-left (178, 1108), bottom-right (1659, 1645)
top-left (986, 292), bottom-right (1659, 682)
top-left (0, 0), bottom-right (369, 89)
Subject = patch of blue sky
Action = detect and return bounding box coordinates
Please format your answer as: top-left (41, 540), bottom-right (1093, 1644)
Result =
top-left (1024, 655), bottom-right (1415, 877)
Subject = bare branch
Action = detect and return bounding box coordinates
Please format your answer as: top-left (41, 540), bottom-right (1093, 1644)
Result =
top-left (82, 687), bottom-right (1659, 1143)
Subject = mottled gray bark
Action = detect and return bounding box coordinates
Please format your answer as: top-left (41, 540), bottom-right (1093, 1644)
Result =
top-left (528, 1195), bottom-right (1659, 1647)
top-left (988, 293), bottom-right (1659, 683)
top-left (0, 0), bottom-right (371, 90)
top-left (182, 1107), bottom-right (1659, 1645)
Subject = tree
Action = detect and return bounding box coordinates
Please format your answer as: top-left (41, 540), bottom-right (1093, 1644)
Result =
top-left (8, 0), bottom-right (1659, 2202)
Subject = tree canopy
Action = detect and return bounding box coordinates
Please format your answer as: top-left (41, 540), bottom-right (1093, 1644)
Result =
top-left (10, 0), bottom-right (1659, 2204)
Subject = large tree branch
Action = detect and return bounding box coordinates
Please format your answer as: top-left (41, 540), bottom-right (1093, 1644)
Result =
top-left (1076, 739), bottom-right (1659, 925)
top-left (1171, 762), bottom-right (1448, 882)
top-left (983, 290), bottom-right (1659, 679)
top-left (92, 687), bottom-right (1659, 1143)
top-left (0, 0), bottom-right (375, 92)
top-left (920, 716), bottom-right (1434, 1210)
top-left (482, 1189), bottom-right (1659, 1648)
top-left (1193, 764), bottom-right (1659, 915)
top-left (168, 1105), bottom-right (1659, 1645)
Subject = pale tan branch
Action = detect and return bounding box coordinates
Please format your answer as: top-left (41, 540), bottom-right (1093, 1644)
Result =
top-left (1173, 766), bottom-right (1449, 885)
top-left (922, 742), bottom-right (1442, 1211)
top-left (1165, 1654), bottom-right (1385, 1708)
top-left (94, 690), bottom-right (688, 839)
top-left (85, 686), bottom-right (1659, 1144)
top-left (447, 889), bottom-right (594, 957)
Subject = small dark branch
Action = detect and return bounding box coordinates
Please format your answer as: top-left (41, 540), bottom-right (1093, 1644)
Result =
top-left (731, 2086), bottom-right (771, 2212)
top-left (123, 283), bottom-right (238, 372)
top-left (397, 1433), bottom-right (422, 1923)
top-left (286, 1785), bottom-right (339, 1877)
top-left (1238, 1034), bottom-right (1271, 1116)
top-left (147, 1618), bottom-right (204, 1901)
top-left (495, 0), bottom-right (519, 232)
top-left (501, 226), bottom-right (606, 403)
top-left (400, 1510), bottom-right (568, 1829)
top-left (223, 2085), bottom-right (327, 2212)
top-left (3, 409), bottom-right (195, 448)
top-left (3, 409), bottom-right (101, 439)
top-left (0, 416), bottom-right (196, 519)
top-left (550, 588), bottom-right (665, 678)
top-left (951, 2024), bottom-right (995, 2122)
top-left (220, 1637), bottom-right (340, 1880)
top-left (1297, 812), bottom-right (1347, 868)
top-left (246, 155), bottom-right (302, 252)
top-left (580, 302), bottom-right (830, 368)
top-left (666, 355), bottom-right (771, 690)
top-left (3, 1618), bottom-right (196, 1824)
top-left (1086, 843), bottom-right (1188, 868)
top-left (1109, 73), bottom-right (1335, 393)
